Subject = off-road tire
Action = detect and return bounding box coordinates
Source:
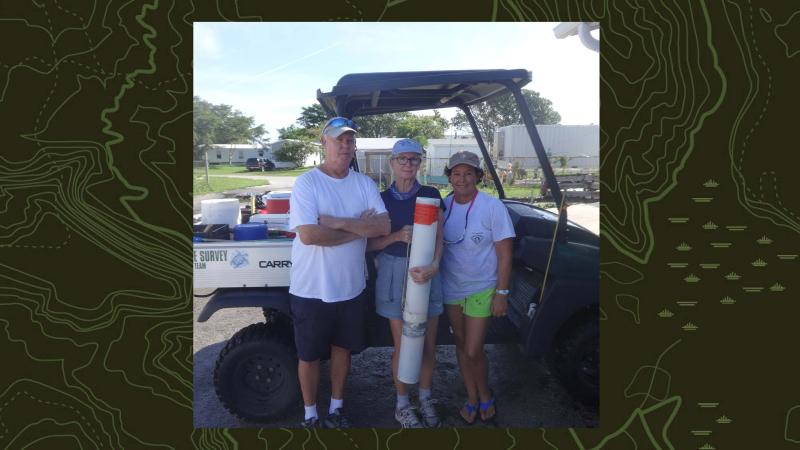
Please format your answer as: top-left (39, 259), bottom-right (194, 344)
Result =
top-left (551, 319), bottom-right (599, 407)
top-left (214, 321), bottom-right (299, 422)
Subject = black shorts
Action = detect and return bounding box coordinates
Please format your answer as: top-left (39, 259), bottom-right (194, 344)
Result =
top-left (289, 291), bottom-right (366, 362)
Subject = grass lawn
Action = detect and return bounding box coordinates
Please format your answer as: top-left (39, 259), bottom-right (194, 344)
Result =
top-left (194, 164), bottom-right (544, 201)
top-left (193, 176), bottom-right (270, 195)
top-left (269, 167), bottom-right (315, 176)
top-left (194, 164), bottom-right (250, 175)
top-left (192, 166), bottom-right (314, 195)
top-left (192, 165), bottom-right (313, 178)
top-left (481, 184), bottom-right (544, 201)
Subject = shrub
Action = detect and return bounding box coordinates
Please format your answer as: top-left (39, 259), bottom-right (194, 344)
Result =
top-left (274, 141), bottom-right (315, 167)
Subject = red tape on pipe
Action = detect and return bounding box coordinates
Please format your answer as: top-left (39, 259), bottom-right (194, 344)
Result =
top-left (414, 203), bottom-right (438, 225)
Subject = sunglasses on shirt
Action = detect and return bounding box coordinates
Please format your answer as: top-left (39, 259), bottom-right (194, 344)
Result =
top-left (442, 191), bottom-right (478, 245)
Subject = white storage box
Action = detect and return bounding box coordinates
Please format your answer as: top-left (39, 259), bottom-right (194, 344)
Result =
top-left (200, 199), bottom-right (241, 227)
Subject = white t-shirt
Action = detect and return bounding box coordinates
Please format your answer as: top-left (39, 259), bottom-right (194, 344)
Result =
top-left (289, 168), bottom-right (387, 302)
top-left (441, 191), bottom-right (516, 301)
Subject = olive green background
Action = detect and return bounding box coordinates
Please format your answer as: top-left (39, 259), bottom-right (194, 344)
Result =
top-left (1, 0), bottom-right (798, 448)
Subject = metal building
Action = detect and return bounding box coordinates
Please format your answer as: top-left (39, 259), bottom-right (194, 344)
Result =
top-left (494, 124), bottom-right (599, 170)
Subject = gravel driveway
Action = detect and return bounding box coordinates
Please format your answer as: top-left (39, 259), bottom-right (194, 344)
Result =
top-left (193, 292), bottom-right (598, 429)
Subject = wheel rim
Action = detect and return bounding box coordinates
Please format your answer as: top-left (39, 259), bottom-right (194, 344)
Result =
top-left (239, 354), bottom-right (288, 396)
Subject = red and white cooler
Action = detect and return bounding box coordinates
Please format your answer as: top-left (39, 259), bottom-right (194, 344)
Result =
top-left (262, 191), bottom-right (291, 214)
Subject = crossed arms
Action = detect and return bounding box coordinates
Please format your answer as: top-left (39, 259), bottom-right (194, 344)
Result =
top-left (296, 208), bottom-right (390, 246)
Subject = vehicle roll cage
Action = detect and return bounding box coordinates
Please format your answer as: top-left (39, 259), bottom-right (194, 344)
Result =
top-left (317, 69), bottom-right (566, 228)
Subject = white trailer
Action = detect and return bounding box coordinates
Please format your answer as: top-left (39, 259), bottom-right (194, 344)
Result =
top-left (205, 144), bottom-right (269, 164)
top-left (494, 124), bottom-right (599, 170)
top-left (425, 138), bottom-right (482, 178)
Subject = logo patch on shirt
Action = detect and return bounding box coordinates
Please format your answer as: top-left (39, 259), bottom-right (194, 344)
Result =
top-left (471, 232), bottom-right (484, 245)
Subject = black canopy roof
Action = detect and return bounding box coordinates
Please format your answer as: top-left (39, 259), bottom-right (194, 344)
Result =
top-left (316, 69), bottom-right (532, 118)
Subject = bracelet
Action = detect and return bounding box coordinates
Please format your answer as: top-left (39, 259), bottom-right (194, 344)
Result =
top-left (495, 289), bottom-right (510, 295)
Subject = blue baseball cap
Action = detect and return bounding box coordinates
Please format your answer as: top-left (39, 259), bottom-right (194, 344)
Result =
top-left (392, 138), bottom-right (423, 155)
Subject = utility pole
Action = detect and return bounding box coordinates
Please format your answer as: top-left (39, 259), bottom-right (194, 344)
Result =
top-left (204, 146), bottom-right (210, 184)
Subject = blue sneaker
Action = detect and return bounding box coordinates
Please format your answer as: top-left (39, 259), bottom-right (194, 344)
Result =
top-left (300, 416), bottom-right (320, 428)
top-left (323, 408), bottom-right (351, 429)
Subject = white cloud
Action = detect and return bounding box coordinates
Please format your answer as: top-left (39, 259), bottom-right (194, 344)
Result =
top-left (222, 41), bottom-right (344, 91)
top-left (194, 24), bottom-right (221, 59)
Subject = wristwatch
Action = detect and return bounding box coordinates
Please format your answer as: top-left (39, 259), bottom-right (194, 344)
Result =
top-left (495, 289), bottom-right (510, 295)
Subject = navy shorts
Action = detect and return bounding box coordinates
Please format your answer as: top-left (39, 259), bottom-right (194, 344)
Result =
top-left (289, 291), bottom-right (366, 362)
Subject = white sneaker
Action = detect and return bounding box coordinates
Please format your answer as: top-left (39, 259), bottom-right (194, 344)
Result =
top-left (419, 398), bottom-right (440, 428)
top-left (394, 405), bottom-right (424, 428)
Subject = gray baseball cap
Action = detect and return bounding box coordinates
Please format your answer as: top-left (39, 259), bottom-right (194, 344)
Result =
top-left (446, 151), bottom-right (481, 170)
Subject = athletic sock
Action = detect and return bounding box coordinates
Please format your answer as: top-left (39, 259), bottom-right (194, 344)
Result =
top-left (396, 393), bottom-right (410, 410)
top-left (419, 388), bottom-right (432, 402)
top-left (329, 397), bottom-right (343, 414)
top-left (304, 405), bottom-right (318, 420)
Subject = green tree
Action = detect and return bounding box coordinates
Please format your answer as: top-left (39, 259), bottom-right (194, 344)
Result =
top-left (451, 90), bottom-right (560, 148)
top-left (395, 111), bottom-right (448, 145)
top-left (353, 112), bottom-right (410, 137)
top-left (278, 124), bottom-right (318, 141)
top-left (288, 104), bottom-right (450, 141)
top-left (297, 104), bottom-right (327, 128)
top-left (274, 140), bottom-right (317, 167)
top-left (193, 97), bottom-right (222, 160)
top-left (193, 96), bottom-right (267, 161)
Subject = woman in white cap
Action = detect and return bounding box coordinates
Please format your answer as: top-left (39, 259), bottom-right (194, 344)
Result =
top-left (367, 138), bottom-right (445, 428)
top-left (441, 151), bottom-right (515, 424)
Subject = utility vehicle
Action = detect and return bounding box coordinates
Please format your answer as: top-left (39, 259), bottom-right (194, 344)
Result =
top-left (195, 69), bottom-right (599, 422)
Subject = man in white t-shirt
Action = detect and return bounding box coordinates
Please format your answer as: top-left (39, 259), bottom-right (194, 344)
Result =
top-left (288, 117), bottom-right (390, 428)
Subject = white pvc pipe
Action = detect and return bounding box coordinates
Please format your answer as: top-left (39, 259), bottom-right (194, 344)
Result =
top-left (578, 22), bottom-right (599, 53)
top-left (397, 197), bottom-right (440, 384)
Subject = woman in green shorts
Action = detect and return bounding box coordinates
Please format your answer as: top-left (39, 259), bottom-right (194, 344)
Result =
top-left (440, 151), bottom-right (515, 424)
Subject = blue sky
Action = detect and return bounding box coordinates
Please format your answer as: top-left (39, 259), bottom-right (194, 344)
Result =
top-left (194, 22), bottom-right (599, 141)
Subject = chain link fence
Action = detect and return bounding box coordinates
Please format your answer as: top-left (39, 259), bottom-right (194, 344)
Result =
top-left (356, 154), bottom-right (599, 201)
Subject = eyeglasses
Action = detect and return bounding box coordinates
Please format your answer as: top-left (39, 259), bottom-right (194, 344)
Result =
top-left (392, 156), bottom-right (422, 166)
top-left (324, 117), bottom-right (360, 131)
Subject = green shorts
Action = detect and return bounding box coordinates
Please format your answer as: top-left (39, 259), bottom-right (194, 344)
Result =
top-left (445, 286), bottom-right (495, 318)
